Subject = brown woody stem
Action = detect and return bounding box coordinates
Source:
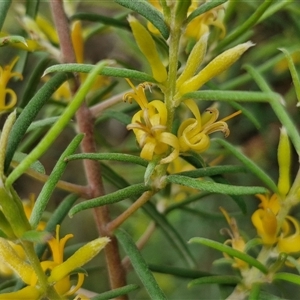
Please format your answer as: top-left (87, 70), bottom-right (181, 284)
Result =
top-left (49, 0), bottom-right (127, 296)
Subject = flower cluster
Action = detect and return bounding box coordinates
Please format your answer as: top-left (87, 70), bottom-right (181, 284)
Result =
top-left (124, 80), bottom-right (235, 164)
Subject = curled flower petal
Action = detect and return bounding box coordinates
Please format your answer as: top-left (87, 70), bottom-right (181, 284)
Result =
top-left (251, 208), bottom-right (278, 245)
top-left (277, 216), bottom-right (300, 253)
top-left (177, 99), bottom-right (229, 153)
top-left (0, 57), bottom-right (23, 112)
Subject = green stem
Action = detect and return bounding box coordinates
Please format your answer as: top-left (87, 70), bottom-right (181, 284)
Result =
top-left (165, 18), bottom-right (181, 130)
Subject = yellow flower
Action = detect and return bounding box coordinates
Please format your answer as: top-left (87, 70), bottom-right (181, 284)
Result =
top-left (177, 99), bottom-right (234, 153)
top-left (124, 80), bottom-right (179, 164)
top-left (19, 15), bottom-right (60, 57)
top-left (128, 15), bottom-right (167, 83)
top-left (0, 225), bottom-right (109, 299)
top-left (175, 41), bottom-right (254, 100)
top-left (185, 1), bottom-right (226, 41)
top-left (220, 207), bottom-right (248, 270)
top-left (251, 193), bottom-right (280, 246)
top-left (0, 57), bottom-right (23, 112)
top-left (277, 216), bottom-right (300, 254)
top-left (277, 127), bottom-right (291, 198)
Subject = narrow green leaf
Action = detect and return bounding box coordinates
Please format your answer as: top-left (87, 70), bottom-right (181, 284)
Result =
top-left (0, 35), bottom-right (27, 47)
top-left (143, 201), bottom-right (197, 268)
top-left (25, 0), bottom-right (39, 18)
top-left (44, 64), bottom-right (156, 83)
top-left (188, 275), bottom-right (240, 288)
top-left (177, 165), bottom-right (247, 178)
top-left (248, 282), bottom-right (261, 300)
top-left (12, 152), bottom-right (45, 174)
top-left (167, 175), bottom-right (268, 195)
top-left (114, 0), bottom-right (169, 39)
top-left (100, 163), bottom-right (197, 268)
top-left (216, 0), bottom-right (275, 50)
top-left (115, 229), bottom-right (167, 300)
top-left (278, 48), bottom-right (300, 105)
top-left (215, 138), bottom-right (278, 193)
top-left (65, 153), bottom-right (148, 167)
top-left (26, 117), bottom-right (60, 132)
top-left (20, 56), bottom-right (52, 108)
top-left (0, 0), bottom-right (12, 31)
top-left (149, 264), bottom-right (212, 279)
top-left (91, 284), bottom-right (139, 300)
top-left (69, 183), bottom-right (150, 217)
top-left (189, 237), bottom-right (268, 274)
top-left (211, 175), bottom-right (247, 214)
top-left (182, 90), bottom-right (274, 103)
top-left (71, 12), bottom-right (130, 31)
top-left (21, 230), bottom-right (52, 244)
top-left (4, 72), bottom-right (72, 172)
top-left (273, 272), bottom-right (300, 285)
top-left (186, 0), bottom-right (227, 24)
top-left (30, 134), bottom-right (84, 229)
top-left (244, 64), bottom-right (300, 156)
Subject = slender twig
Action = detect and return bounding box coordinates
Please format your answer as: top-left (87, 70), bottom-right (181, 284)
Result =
top-left (107, 190), bottom-right (154, 233)
top-left (49, 0), bottom-right (127, 296)
top-left (10, 162), bottom-right (89, 197)
top-left (90, 89), bottom-right (131, 118)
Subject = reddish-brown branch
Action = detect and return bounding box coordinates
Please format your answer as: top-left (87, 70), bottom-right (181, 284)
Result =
top-left (49, 0), bottom-right (127, 296)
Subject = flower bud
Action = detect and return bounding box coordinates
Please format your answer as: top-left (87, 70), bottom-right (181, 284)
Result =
top-left (48, 237), bottom-right (110, 284)
top-left (176, 33), bottom-right (209, 88)
top-left (128, 16), bottom-right (167, 83)
top-left (176, 41), bottom-right (255, 98)
top-left (277, 127), bottom-right (291, 197)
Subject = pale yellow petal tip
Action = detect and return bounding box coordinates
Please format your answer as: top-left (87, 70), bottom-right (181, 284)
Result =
top-left (244, 41), bottom-right (255, 49)
top-left (280, 126), bottom-right (287, 135)
top-left (93, 237), bottom-right (111, 249)
top-left (127, 15), bottom-right (136, 23)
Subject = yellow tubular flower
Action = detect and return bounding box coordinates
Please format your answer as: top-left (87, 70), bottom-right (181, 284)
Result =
top-left (177, 99), bottom-right (229, 153)
top-left (185, 2), bottom-right (226, 41)
top-left (277, 127), bottom-right (291, 198)
top-left (220, 207), bottom-right (248, 270)
top-left (48, 237), bottom-right (110, 284)
top-left (176, 41), bottom-right (254, 99)
top-left (176, 33), bottom-right (209, 89)
top-left (36, 15), bottom-right (59, 44)
top-left (124, 80), bottom-right (179, 164)
top-left (0, 57), bottom-right (23, 112)
top-left (28, 225), bottom-right (109, 298)
top-left (128, 15), bottom-right (167, 83)
top-left (252, 208), bottom-right (278, 245)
